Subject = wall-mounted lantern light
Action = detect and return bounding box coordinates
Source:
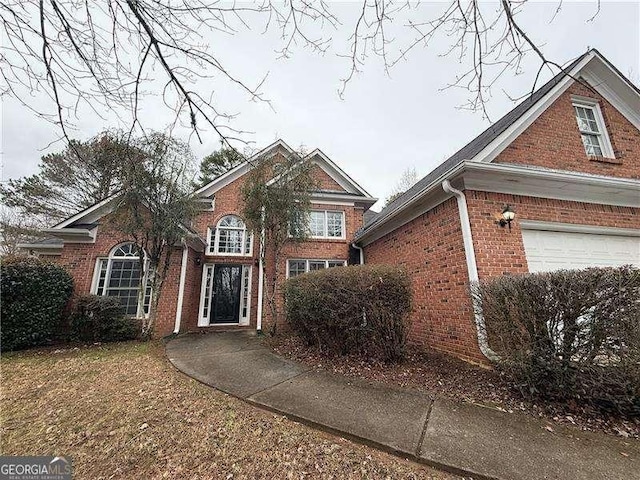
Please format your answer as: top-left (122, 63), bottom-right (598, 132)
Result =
top-left (498, 205), bottom-right (516, 230)
top-left (194, 256), bottom-right (202, 266)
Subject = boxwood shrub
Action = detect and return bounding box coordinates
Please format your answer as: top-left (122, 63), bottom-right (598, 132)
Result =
top-left (1, 255), bottom-right (73, 351)
top-left (284, 264), bottom-right (412, 362)
top-left (69, 295), bottom-right (140, 343)
top-left (473, 266), bottom-right (640, 416)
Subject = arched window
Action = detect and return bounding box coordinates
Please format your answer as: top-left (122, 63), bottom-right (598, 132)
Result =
top-left (92, 242), bottom-right (151, 316)
top-left (208, 215), bottom-right (252, 256)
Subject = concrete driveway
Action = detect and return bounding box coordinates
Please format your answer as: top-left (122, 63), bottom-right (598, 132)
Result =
top-left (166, 332), bottom-right (639, 480)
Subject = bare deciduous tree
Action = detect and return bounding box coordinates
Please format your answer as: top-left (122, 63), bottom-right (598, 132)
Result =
top-left (385, 166), bottom-right (418, 205)
top-left (110, 132), bottom-right (198, 339)
top-left (241, 150), bottom-right (317, 335)
top-left (1, 1), bottom-right (598, 144)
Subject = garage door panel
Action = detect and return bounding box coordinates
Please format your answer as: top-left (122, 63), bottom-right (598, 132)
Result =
top-left (521, 228), bottom-right (640, 273)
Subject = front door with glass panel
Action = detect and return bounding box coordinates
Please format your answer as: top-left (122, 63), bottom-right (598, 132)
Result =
top-left (210, 265), bottom-right (242, 324)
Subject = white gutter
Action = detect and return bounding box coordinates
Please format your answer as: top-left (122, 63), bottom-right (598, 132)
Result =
top-left (256, 208), bottom-right (266, 332)
top-left (173, 241), bottom-right (190, 334)
top-left (441, 180), bottom-right (500, 362)
top-left (351, 243), bottom-right (364, 264)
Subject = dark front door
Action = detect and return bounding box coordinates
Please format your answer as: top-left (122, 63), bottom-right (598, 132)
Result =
top-left (210, 265), bottom-right (242, 324)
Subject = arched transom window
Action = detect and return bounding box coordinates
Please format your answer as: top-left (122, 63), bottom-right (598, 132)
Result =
top-left (92, 242), bottom-right (152, 317)
top-left (208, 215), bottom-right (252, 256)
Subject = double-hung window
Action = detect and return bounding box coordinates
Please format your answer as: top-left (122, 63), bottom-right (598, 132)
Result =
top-left (296, 210), bottom-right (345, 239)
top-left (92, 242), bottom-right (151, 317)
top-left (573, 99), bottom-right (614, 158)
top-left (287, 259), bottom-right (346, 278)
top-left (208, 215), bottom-right (252, 256)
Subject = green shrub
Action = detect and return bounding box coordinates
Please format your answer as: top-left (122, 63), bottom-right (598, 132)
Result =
top-left (473, 266), bottom-right (640, 416)
top-left (69, 295), bottom-right (140, 343)
top-left (1, 255), bottom-right (73, 351)
top-left (284, 264), bottom-right (412, 362)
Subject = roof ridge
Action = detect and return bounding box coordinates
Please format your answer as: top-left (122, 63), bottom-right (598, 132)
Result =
top-left (360, 50), bottom-right (592, 235)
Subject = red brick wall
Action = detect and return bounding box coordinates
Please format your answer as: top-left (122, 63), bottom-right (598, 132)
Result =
top-left (363, 198), bottom-right (484, 363)
top-left (187, 152), bottom-right (364, 333)
top-left (466, 191), bottom-right (640, 279)
top-left (260, 203), bottom-right (365, 332)
top-left (309, 164), bottom-right (346, 191)
top-left (54, 220), bottom-right (183, 337)
top-left (178, 247), bottom-right (204, 332)
top-left (494, 81), bottom-right (640, 179)
top-left (53, 149), bottom-right (367, 337)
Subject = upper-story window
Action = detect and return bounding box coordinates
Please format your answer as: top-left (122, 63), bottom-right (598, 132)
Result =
top-left (92, 242), bottom-right (152, 317)
top-left (573, 99), bottom-right (614, 158)
top-left (302, 210), bottom-right (345, 239)
top-left (208, 215), bottom-right (252, 256)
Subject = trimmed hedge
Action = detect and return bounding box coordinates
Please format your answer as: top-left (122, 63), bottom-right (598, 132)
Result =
top-left (473, 266), bottom-right (640, 416)
top-left (69, 295), bottom-right (140, 343)
top-left (1, 256), bottom-right (73, 351)
top-left (284, 264), bottom-right (412, 362)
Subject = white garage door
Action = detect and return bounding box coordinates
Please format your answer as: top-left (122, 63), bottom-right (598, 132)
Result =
top-left (521, 227), bottom-right (640, 273)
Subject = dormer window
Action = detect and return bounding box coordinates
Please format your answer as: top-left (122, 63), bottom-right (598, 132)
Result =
top-left (572, 98), bottom-right (614, 158)
top-left (208, 215), bottom-right (252, 256)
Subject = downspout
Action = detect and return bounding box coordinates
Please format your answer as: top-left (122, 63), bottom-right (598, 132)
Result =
top-left (441, 180), bottom-right (500, 362)
top-left (173, 240), bottom-right (189, 334)
top-left (256, 207), bottom-right (266, 332)
top-left (351, 243), bottom-right (364, 264)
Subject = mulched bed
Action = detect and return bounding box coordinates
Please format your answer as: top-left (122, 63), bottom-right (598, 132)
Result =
top-left (266, 334), bottom-right (640, 440)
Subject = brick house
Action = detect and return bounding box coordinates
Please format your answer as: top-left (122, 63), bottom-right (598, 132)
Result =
top-left (354, 49), bottom-right (640, 363)
top-left (22, 49), bottom-right (639, 363)
top-left (22, 141), bottom-right (377, 336)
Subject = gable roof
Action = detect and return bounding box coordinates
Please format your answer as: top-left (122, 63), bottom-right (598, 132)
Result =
top-left (45, 138), bottom-right (376, 239)
top-left (357, 49), bottom-right (640, 240)
top-left (195, 139), bottom-right (376, 202)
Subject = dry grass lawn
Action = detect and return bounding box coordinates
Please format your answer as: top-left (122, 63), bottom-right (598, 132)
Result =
top-left (1, 341), bottom-right (457, 479)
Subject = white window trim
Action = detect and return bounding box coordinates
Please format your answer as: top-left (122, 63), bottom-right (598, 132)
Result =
top-left (572, 97), bottom-right (615, 159)
top-left (239, 265), bottom-right (252, 325)
top-left (198, 264), bottom-right (214, 326)
top-left (198, 263), bottom-right (252, 326)
top-left (286, 258), bottom-right (347, 278)
top-left (206, 219), bottom-right (253, 257)
top-left (292, 210), bottom-right (346, 240)
top-left (90, 244), bottom-right (151, 318)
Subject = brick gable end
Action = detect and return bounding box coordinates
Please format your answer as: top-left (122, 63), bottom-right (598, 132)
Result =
top-left (494, 81), bottom-right (640, 179)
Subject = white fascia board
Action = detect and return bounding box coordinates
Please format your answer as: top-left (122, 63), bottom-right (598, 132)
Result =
top-left (52, 195), bottom-right (118, 229)
top-left (580, 69), bottom-right (640, 131)
top-left (479, 52), bottom-right (640, 164)
top-left (194, 139), bottom-right (296, 197)
top-left (462, 162), bottom-right (640, 208)
top-left (356, 160), bottom-right (640, 245)
top-left (17, 242), bottom-right (63, 250)
top-left (311, 191), bottom-right (377, 205)
top-left (43, 227), bottom-right (97, 243)
top-left (355, 161), bottom-right (467, 244)
top-left (357, 194), bottom-right (451, 247)
top-left (464, 161), bottom-right (640, 190)
top-left (307, 149), bottom-right (374, 197)
top-left (476, 52), bottom-right (595, 164)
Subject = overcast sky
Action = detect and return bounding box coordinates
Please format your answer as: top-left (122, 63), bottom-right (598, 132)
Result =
top-left (2, 1), bottom-right (639, 211)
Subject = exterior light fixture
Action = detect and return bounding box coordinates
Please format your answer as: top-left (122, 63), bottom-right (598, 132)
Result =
top-left (498, 205), bottom-right (515, 230)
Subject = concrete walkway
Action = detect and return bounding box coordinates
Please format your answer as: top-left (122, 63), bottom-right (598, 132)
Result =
top-left (166, 332), bottom-right (639, 480)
